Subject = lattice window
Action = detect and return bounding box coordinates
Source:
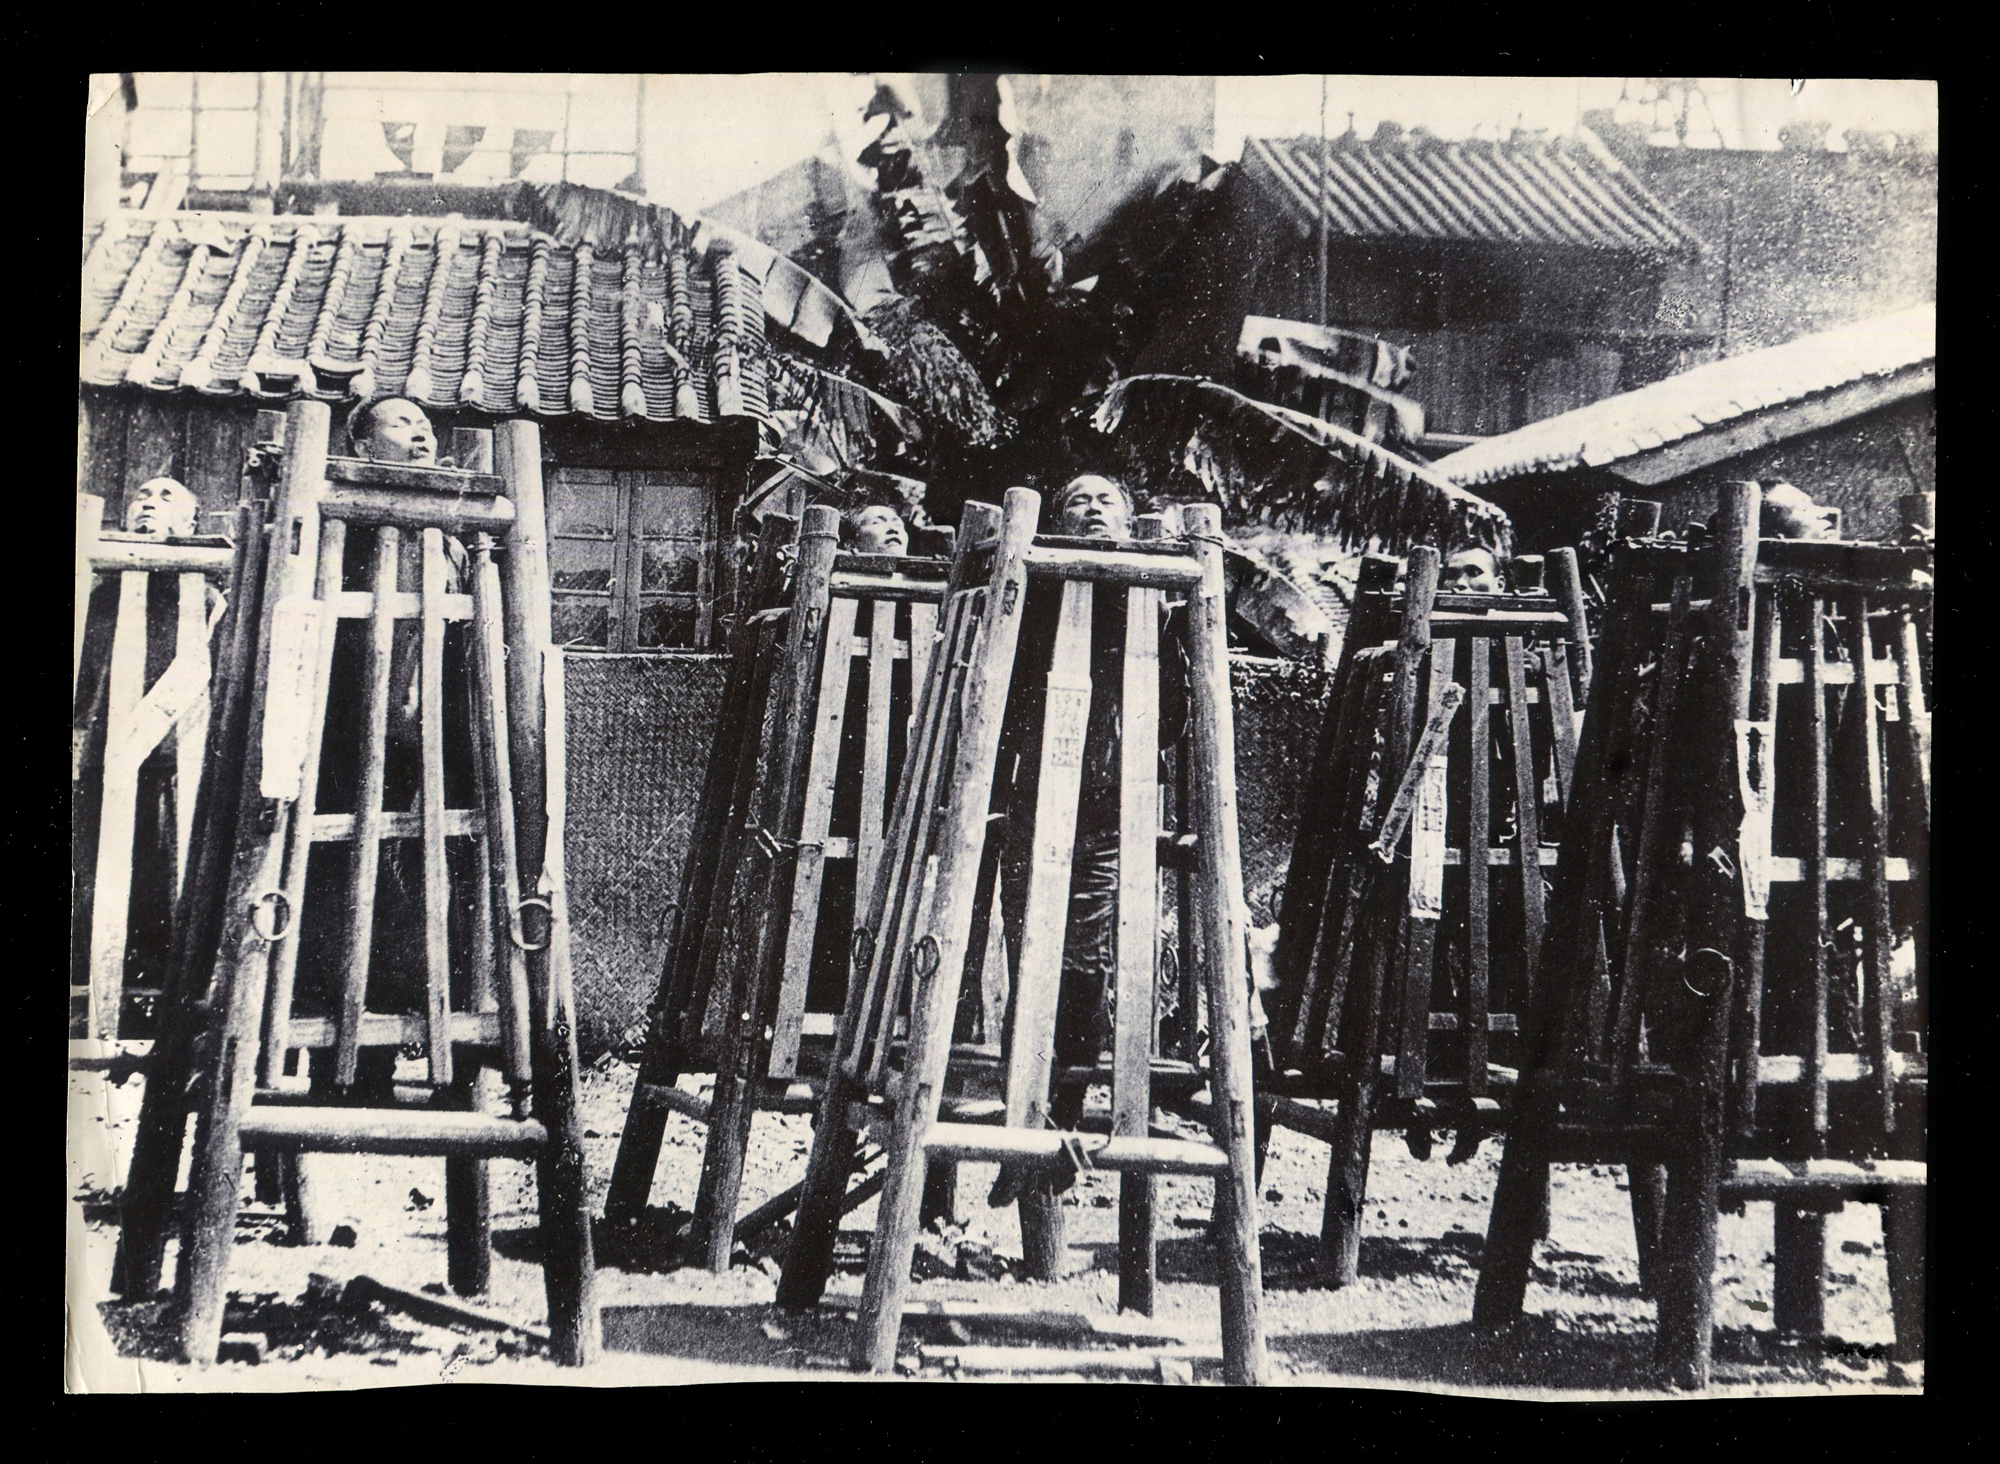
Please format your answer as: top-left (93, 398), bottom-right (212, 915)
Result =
top-left (547, 466), bottom-right (718, 652)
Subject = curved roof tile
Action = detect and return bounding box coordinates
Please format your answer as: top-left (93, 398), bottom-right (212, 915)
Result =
top-left (1241, 129), bottom-right (1703, 255)
top-left (77, 212), bottom-right (771, 426)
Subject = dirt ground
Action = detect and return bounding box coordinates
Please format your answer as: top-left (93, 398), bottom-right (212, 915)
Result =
top-left (66, 1058), bottom-right (1920, 1394)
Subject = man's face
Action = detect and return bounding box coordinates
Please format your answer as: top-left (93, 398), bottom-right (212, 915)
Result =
top-left (1761, 490), bottom-right (1837, 542)
top-left (125, 478), bottom-right (199, 538)
top-left (357, 399), bottom-right (436, 464)
top-left (1059, 478), bottom-right (1130, 539)
top-left (850, 505), bottom-right (908, 556)
top-left (1442, 549), bottom-right (1500, 594)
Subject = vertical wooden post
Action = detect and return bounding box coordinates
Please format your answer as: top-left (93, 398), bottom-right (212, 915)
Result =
top-left (1881, 1189), bottom-right (1926, 1362)
top-left (603, 516), bottom-right (793, 1225)
top-left (1654, 480), bottom-right (1758, 1390)
top-left (1549, 547), bottom-right (1592, 706)
top-left (1180, 503), bottom-right (1268, 1386)
top-left (1115, 513), bottom-right (1166, 1315)
top-left (766, 593), bottom-right (861, 1081)
top-left (75, 493), bottom-right (103, 700)
top-left (852, 489), bottom-right (1038, 1373)
top-left (418, 529), bottom-right (455, 1086)
top-left (87, 571), bottom-right (148, 1040)
top-left (1466, 637), bottom-right (1492, 1095)
top-left (173, 399), bottom-right (331, 1364)
top-left (174, 570), bottom-right (212, 891)
top-left (1274, 554), bottom-right (1398, 1042)
top-left (335, 527), bottom-right (401, 1086)
top-left (1395, 641), bottom-right (1457, 1102)
top-left (1006, 578), bottom-right (1093, 1282)
top-left (117, 500), bottom-right (269, 1299)
top-left (1729, 590), bottom-right (1779, 1137)
top-left (1805, 596), bottom-right (1831, 1150)
top-left (1324, 547), bottom-right (1438, 1289)
top-left (445, 1063), bottom-right (495, 1297)
top-left (494, 418), bottom-right (600, 1366)
top-left (697, 505), bottom-right (841, 1273)
top-left (1846, 595), bottom-right (1896, 1138)
top-left (1771, 1205), bottom-right (1826, 1337)
top-left (778, 503), bottom-right (998, 1312)
top-left (257, 520), bottom-right (342, 1090)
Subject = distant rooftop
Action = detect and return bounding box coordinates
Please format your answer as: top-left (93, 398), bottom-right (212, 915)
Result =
top-left (1239, 126), bottom-right (1702, 255)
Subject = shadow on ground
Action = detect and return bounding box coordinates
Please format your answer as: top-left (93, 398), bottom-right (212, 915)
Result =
top-left (1269, 1317), bottom-right (1909, 1392)
top-left (1079, 1228), bottom-right (1488, 1291)
top-left (601, 1302), bottom-right (857, 1372)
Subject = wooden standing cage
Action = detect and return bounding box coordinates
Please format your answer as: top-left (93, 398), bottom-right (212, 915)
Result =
top-left (1263, 546), bottom-right (1596, 1282)
top-left (114, 403), bottom-right (599, 1367)
top-left (1473, 482), bottom-right (1930, 1388)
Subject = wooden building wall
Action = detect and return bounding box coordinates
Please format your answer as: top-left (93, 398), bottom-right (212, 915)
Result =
top-left (1134, 176), bottom-right (1699, 441)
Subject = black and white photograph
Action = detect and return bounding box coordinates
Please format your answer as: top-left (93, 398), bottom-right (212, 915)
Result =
top-left (67, 72), bottom-right (1935, 1394)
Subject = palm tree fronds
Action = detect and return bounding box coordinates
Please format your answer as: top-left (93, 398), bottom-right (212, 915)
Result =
top-left (1092, 374), bottom-right (1513, 557)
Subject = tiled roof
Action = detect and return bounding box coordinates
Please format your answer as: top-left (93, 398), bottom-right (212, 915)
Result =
top-left (78, 211), bottom-right (775, 423)
top-left (1240, 127), bottom-right (1702, 255)
top-left (1432, 303), bottom-right (1936, 487)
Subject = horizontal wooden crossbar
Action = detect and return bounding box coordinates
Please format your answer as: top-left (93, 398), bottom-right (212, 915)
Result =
top-left (633, 1079), bottom-right (820, 1123)
top-left (828, 572), bottom-right (949, 602)
top-left (920, 1344), bottom-right (1223, 1375)
top-left (324, 457), bottom-right (506, 495)
top-left (1021, 545), bottom-right (1204, 590)
top-left (1431, 611), bottom-right (1572, 635)
top-left (1771, 657), bottom-right (1900, 687)
top-left (89, 542), bottom-right (235, 574)
top-left (285, 1013), bottom-right (502, 1048)
top-left (1756, 1052), bottom-right (1924, 1084)
top-left (1719, 1157), bottom-right (1926, 1203)
top-left (1444, 846), bottom-right (1562, 867)
top-left (309, 808), bottom-right (486, 841)
top-left (236, 1106), bottom-right (546, 1157)
top-left (326, 589), bottom-right (475, 621)
top-left (1427, 1012), bottom-right (1521, 1032)
top-left (920, 1122), bottom-right (1232, 1175)
top-left (319, 483), bottom-right (515, 535)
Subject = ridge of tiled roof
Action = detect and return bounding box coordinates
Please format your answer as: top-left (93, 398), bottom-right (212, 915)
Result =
top-left (1240, 127), bottom-right (1703, 255)
top-left (1432, 303), bottom-right (1936, 487)
top-left (78, 211), bottom-right (776, 424)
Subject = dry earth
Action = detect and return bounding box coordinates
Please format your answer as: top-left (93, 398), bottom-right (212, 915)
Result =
top-left (67, 1058), bottom-right (1919, 1394)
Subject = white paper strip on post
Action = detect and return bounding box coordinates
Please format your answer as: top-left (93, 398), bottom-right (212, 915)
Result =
top-left (260, 596), bottom-right (325, 800)
top-left (1735, 718), bottom-right (1776, 920)
top-left (1408, 751), bottom-right (1450, 918)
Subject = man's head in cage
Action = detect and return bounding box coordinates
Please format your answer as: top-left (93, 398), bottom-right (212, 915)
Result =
top-left (348, 397), bottom-right (437, 466)
top-left (124, 477), bottom-right (200, 539)
top-left (839, 496), bottom-right (909, 556)
top-left (1441, 544), bottom-right (1504, 594)
top-left (1056, 474), bottom-right (1133, 540)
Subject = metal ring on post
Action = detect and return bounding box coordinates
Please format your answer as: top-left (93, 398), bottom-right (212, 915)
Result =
top-left (248, 889), bottom-right (293, 943)
top-left (913, 935), bottom-right (941, 979)
top-left (850, 927), bottom-right (877, 974)
top-left (511, 896), bottom-right (553, 952)
top-left (1684, 946), bottom-right (1733, 1000)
